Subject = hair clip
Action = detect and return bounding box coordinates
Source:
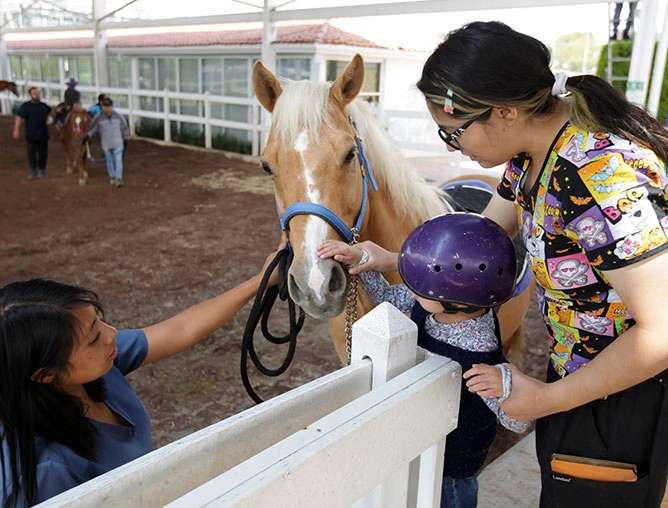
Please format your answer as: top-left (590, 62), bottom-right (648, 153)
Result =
top-left (443, 89), bottom-right (454, 114)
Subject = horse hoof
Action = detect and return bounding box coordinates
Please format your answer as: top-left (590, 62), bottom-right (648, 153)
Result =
top-left (78, 179), bottom-right (86, 186)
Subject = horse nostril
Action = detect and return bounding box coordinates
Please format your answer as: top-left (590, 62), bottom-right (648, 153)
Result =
top-left (287, 273), bottom-right (303, 301)
top-left (329, 262), bottom-right (347, 296)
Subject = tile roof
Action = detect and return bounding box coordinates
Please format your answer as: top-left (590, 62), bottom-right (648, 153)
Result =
top-left (7, 23), bottom-right (387, 50)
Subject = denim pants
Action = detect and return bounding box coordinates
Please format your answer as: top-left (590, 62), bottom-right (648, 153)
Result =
top-left (441, 475), bottom-right (478, 508)
top-left (104, 147), bottom-right (124, 180)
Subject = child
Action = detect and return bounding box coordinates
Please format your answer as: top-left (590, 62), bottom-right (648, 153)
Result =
top-left (318, 212), bottom-right (531, 508)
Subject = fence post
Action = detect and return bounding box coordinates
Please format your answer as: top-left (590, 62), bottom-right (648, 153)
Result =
top-left (204, 91), bottom-right (212, 149)
top-left (164, 88), bottom-right (171, 143)
top-left (349, 302), bottom-right (418, 508)
top-left (127, 87), bottom-right (135, 136)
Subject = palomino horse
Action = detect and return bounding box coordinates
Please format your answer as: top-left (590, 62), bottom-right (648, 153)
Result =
top-left (49, 103), bottom-right (90, 185)
top-left (0, 80), bottom-right (18, 96)
top-left (252, 54), bottom-right (533, 365)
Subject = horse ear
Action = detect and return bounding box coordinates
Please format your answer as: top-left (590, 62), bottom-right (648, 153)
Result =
top-left (253, 60), bottom-right (282, 113)
top-left (329, 53), bottom-right (365, 108)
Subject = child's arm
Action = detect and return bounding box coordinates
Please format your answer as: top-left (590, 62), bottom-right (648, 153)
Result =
top-left (318, 240), bottom-right (415, 312)
top-left (464, 363), bottom-right (533, 434)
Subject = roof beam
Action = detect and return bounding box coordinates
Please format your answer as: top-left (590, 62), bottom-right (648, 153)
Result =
top-left (3, 0), bottom-right (612, 33)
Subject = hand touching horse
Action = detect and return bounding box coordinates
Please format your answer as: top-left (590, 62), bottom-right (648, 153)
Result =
top-left (252, 54), bottom-right (533, 365)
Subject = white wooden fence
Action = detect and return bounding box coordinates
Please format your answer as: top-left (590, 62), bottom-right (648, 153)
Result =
top-left (1, 81), bottom-right (447, 158)
top-left (36, 303), bottom-right (462, 508)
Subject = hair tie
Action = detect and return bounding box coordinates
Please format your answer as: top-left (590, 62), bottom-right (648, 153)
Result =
top-left (443, 89), bottom-right (455, 114)
top-left (551, 72), bottom-right (569, 96)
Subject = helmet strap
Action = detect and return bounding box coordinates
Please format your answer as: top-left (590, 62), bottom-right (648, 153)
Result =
top-left (440, 301), bottom-right (484, 314)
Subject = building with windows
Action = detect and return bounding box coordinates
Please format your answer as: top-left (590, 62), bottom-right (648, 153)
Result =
top-left (5, 23), bottom-right (430, 155)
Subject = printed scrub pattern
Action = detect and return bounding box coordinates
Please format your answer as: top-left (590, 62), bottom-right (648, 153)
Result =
top-left (498, 123), bottom-right (668, 378)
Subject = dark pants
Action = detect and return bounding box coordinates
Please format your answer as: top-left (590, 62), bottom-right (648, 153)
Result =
top-left (26, 139), bottom-right (48, 172)
top-left (536, 366), bottom-right (668, 508)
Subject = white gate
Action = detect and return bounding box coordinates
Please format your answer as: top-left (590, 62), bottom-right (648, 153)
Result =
top-left (36, 303), bottom-right (462, 508)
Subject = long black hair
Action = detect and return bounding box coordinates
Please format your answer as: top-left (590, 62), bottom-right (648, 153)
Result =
top-left (417, 21), bottom-right (668, 162)
top-left (0, 278), bottom-right (106, 507)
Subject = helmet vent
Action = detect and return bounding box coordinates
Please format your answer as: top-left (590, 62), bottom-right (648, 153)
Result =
top-left (454, 263), bottom-right (463, 271)
top-left (434, 265), bottom-right (442, 272)
top-left (479, 263), bottom-right (487, 271)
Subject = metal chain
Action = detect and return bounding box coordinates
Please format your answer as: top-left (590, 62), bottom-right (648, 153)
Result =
top-left (343, 227), bottom-right (360, 365)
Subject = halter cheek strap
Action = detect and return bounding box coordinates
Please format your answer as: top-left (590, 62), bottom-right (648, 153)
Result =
top-left (276, 116), bottom-right (378, 249)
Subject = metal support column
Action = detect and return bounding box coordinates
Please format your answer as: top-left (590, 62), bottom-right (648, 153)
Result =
top-left (626, 0), bottom-right (660, 106)
top-left (93, 0), bottom-right (109, 89)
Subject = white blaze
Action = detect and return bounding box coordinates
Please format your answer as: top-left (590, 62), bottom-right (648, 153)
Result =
top-left (294, 130), bottom-right (329, 302)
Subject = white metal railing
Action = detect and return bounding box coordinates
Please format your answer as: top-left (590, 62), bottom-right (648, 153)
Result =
top-left (1, 81), bottom-right (450, 160)
top-left (36, 303), bottom-right (462, 508)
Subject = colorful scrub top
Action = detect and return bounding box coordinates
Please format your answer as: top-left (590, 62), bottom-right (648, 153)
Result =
top-left (498, 123), bottom-right (668, 378)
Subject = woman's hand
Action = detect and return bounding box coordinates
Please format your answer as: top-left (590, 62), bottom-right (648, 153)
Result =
top-left (495, 364), bottom-right (555, 421)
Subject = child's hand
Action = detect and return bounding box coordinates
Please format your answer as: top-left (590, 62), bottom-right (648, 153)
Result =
top-left (317, 240), bottom-right (366, 270)
top-left (463, 363), bottom-right (504, 399)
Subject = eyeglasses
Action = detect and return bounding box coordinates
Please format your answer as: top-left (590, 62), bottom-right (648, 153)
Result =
top-left (437, 117), bottom-right (478, 150)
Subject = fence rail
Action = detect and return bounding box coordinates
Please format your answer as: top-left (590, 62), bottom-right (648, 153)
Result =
top-left (1, 81), bottom-right (446, 159)
top-left (36, 303), bottom-right (462, 508)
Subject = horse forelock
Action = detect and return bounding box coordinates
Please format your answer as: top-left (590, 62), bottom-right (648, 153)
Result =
top-left (272, 80), bottom-right (333, 144)
top-left (346, 100), bottom-right (446, 225)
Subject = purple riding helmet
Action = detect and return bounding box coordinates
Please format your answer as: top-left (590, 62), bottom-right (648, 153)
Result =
top-left (398, 212), bottom-right (517, 309)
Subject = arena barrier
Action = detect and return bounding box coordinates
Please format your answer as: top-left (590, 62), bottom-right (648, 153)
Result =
top-left (36, 303), bottom-right (462, 508)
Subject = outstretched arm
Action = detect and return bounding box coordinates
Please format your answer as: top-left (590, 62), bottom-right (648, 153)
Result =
top-left (140, 237), bottom-right (286, 366)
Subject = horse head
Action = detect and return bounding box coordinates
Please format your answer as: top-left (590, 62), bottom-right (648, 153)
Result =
top-left (253, 55), bottom-right (371, 319)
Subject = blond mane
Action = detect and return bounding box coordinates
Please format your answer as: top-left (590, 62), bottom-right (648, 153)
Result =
top-left (272, 79), bottom-right (446, 225)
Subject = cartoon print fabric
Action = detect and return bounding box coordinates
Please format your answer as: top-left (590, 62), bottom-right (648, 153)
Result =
top-left (498, 123), bottom-right (668, 377)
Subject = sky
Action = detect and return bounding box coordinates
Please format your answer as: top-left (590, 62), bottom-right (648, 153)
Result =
top-left (2, 1), bottom-right (625, 52)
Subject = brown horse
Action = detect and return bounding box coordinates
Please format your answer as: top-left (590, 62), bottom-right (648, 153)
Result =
top-left (49, 103), bottom-right (90, 185)
top-left (252, 54), bottom-right (533, 365)
top-left (0, 80), bottom-right (18, 96)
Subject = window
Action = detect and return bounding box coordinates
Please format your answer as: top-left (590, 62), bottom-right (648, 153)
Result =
top-left (27, 56), bottom-right (41, 82)
top-left (277, 58), bottom-right (311, 81)
top-left (223, 59), bottom-right (249, 97)
top-left (49, 58), bottom-right (59, 84)
top-left (179, 58), bottom-right (199, 93)
top-left (326, 60), bottom-right (381, 104)
top-left (158, 58), bottom-right (176, 91)
top-left (9, 56), bottom-right (23, 80)
top-left (138, 58), bottom-right (156, 90)
top-left (108, 57), bottom-right (131, 88)
top-left (202, 58), bottom-right (222, 95)
top-left (77, 56), bottom-right (94, 86)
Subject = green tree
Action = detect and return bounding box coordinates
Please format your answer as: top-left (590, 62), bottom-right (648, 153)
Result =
top-left (552, 32), bottom-right (601, 73)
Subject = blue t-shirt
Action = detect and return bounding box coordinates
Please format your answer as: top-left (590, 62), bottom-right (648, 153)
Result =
top-left (1, 329), bottom-right (152, 507)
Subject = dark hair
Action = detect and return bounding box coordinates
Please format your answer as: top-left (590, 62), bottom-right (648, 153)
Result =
top-left (0, 279), bottom-right (106, 506)
top-left (97, 93), bottom-right (107, 103)
top-left (417, 21), bottom-right (668, 162)
top-left (101, 98), bottom-right (113, 106)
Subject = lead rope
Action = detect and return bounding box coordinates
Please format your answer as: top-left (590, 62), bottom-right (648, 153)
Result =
top-left (240, 247), bottom-right (305, 403)
top-left (343, 227), bottom-right (360, 364)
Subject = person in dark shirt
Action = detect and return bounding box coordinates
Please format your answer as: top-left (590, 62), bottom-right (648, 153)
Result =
top-left (64, 77), bottom-right (80, 109)
top-left (13, 87), bottom-right (52, 179)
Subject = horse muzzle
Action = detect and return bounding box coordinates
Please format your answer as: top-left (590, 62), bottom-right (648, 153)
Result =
top-left (287, 256), bottom-right (348, 318)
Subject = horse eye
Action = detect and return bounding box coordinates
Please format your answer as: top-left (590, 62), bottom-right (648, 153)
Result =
top-left (344, 149), bottom-right (356, 164)
top-left (261, 161), bottom-right (273, 175)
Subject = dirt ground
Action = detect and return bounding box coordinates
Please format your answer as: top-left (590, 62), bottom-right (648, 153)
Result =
top-left (0, 115), bottom-right (549, 466)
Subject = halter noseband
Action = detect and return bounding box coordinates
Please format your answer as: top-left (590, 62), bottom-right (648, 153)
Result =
top-left (276, 117), bottom-right (378, 246)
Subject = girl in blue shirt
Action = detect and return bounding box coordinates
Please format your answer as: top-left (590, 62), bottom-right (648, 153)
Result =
top-left (0, 242), bottom-right (282, 507)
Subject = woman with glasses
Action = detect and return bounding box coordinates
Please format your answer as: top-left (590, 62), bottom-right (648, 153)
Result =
top-left (358, 20), bottom-right (668, 508)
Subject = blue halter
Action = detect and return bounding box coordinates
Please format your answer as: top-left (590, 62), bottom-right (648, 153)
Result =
top-left (277, 117), bottom-right (378, 246)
